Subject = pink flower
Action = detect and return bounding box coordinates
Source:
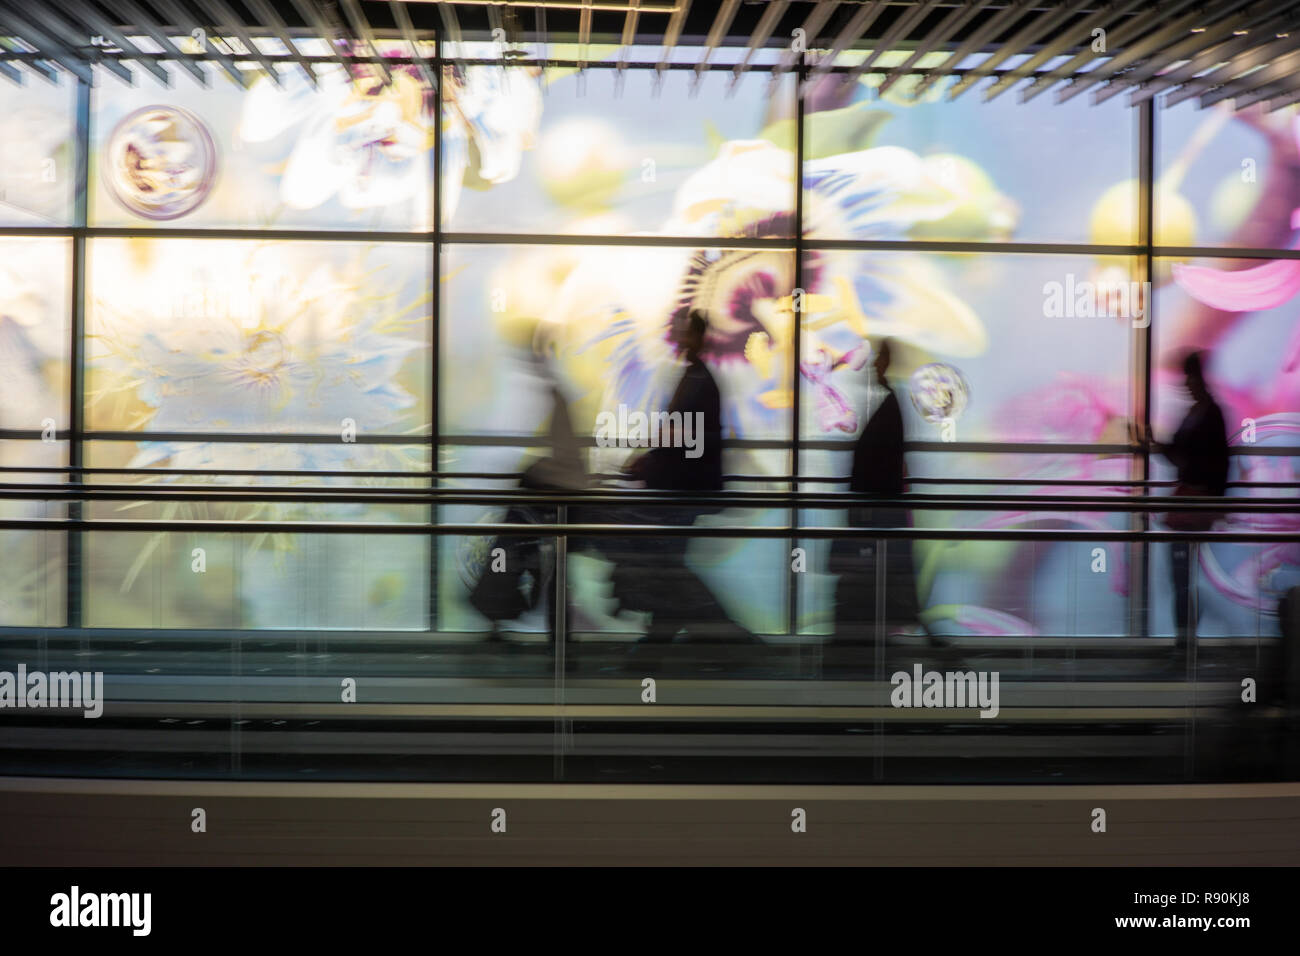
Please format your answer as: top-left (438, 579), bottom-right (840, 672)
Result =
top-left (1172, 116), bottom-right (1300, 317)
top-left (1173, 209), bottom-right (1300, 312)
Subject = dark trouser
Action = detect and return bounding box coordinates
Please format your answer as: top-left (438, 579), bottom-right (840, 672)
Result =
top-left (830, 506), bottom-right (921, 644)
top-left (1171, 540), bottom-right (1198, 647)
top-left (584, 505), bottom-right (748, 644)
top-left (504, 504), bottom-right (559, 646)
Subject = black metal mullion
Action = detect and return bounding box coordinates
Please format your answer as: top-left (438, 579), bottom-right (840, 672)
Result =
top-left (67, 74), bottom-right (90, 633)
top-left (789, 58), bottom-right (805, 643)
top-left (1138, 99), bottom-right (1155, 643)
top-left (430, 30), bottom-right (442, 637)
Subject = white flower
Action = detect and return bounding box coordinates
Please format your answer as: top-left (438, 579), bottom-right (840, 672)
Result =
top-left (89, 241), bottom-right (425, 467)
top-left (0, 240), bottom-right (67, 434)
top-left (441, 65), bottom-right (543, 222)
top-left (239, 64), bottom-right (434, 222)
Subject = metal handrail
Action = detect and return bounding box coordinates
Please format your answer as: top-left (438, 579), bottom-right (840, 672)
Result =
top-left (0, 482), bottom-right (1294, 512)
top-left (0, 516), bottom-right (1293, 542)
top-left (1, 465), bottom-right (1294, 489)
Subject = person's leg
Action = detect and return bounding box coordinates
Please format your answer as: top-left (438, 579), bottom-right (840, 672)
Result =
top-left (831, 506), bottom-right (878, 645)
top-left (876, 508), bottom-right (913, 634)
top-left (596, 505), bottom-right (660, 615)
top-left (1171, 540), bottom-right (1190, 651)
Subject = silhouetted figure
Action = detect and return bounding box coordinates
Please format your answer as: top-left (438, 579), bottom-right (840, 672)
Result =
top-left (631, 312), bottom-right (723, 492)
top-left (849, 340), bottom-right (906, 498)
top-left (832, 339), bottom-right (928, 645)
top-left (1149, 350), bottom-right (1229, 652)
top-left (606, 310), bottom-right (754, 659)
top-left (468, 349), bottom-right (586, 666)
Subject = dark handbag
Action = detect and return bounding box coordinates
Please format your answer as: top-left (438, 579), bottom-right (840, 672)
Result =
top-left (466, 507), bottom-right (553, 622)
top-left (1164, 484), bottom-right (1225, 532)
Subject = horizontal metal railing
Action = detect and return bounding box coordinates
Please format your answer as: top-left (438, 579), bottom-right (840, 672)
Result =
top-left (2, 464), bottom-right (1296, 489)
top-left (0, 481), bottom-right (1295, 510)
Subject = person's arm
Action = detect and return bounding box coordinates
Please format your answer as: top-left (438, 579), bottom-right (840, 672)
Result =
top-left (629, 369), bottom-right (695, 486)
top-left (1134, 418), bottom-right (1186, 469)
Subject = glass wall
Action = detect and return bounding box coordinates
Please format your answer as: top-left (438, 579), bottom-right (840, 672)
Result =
top-left (0, 41), bottom-right (1297, 646)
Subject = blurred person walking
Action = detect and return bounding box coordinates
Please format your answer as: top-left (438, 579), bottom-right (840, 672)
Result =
top-left (1137, 350), bottom-right (1229, 654)
top-left (831, 339), bottom-right (932, 646)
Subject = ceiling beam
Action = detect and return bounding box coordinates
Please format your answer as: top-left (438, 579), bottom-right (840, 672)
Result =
top-left (655, 0), bottom-right (692, 75)
top-left (535, 4), bottom-right (547, 70)
top-left (149, 0), bottom-right (247, 86)
top-left (241, 0), bottom-right (316, 86)
top-left (910, 0), bottom-right (1032, 99)
top-left (1024, 11), bottom-right (1167, 102)
top-left (1054, 0), bottom-right (1230, 105)
top-left (1230, 68), bottom-right (1300, 109)
top-left (1196, 43), bottom-right (1300, 107)
top-left (1162, 30), bottom-right (1300, 108)
top-left (339, 0), bottom-right (391, 83)
top-left (58, 1), bottom-right (167, 86)
top-left (807, 0), bottom-right (886, 82)
top-left (1267, 82), bottom-right (1300, 110)
top-left (192, 0), bottom-right (283, 85)
top-left (847, 0), bottom-right (942, 84)
top-left (949, 0), bottom-right (1092, 100)
top-left (617, 0), bottom-right (640, 70)
top-left (94, 0), bottom-right (202, 85)
top-left (773, 1), bottom-right (839, 79)
top-left (985, 0), bottom-right (1149, 101)
top-left (288, 0), bottom-right (352, 72)
top-left (578, 0), bottom-right (592, 69)
top-left (389, 0), bottom-right (437, 91)
top-left (1128, 7), bottom-right (1300, 105)
top-left (695, 0), bottom-right (741, 76)
top-left (0, 3), bottom-right (96, 84)
top-left (0, 47), bottom-right (60, 84)
top-left (1095, 0), bottom-right (1283, 105)
top-left (730, 0), bottom-right (788, 87)
top-left (879, 0), bottom-right (989, 97)
top-left (5, 0), bottom-right (132, 83)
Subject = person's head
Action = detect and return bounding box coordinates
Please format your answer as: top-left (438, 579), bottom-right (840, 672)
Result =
top-left (529, 330), bottom-right (558, 382)
top-left (1182, 349), bottom-right (1209, 401)
top-left (872, 338), bottom-right (893, 382)
top-left (679, 309), bottom-right (709, 360)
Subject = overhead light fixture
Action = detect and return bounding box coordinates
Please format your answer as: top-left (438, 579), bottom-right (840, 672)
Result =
top-left (1190, 27), bottom-right (1206, 33)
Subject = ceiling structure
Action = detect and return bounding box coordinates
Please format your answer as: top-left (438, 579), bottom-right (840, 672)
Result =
top-left (0, 0), bottom-right (1297, 110)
